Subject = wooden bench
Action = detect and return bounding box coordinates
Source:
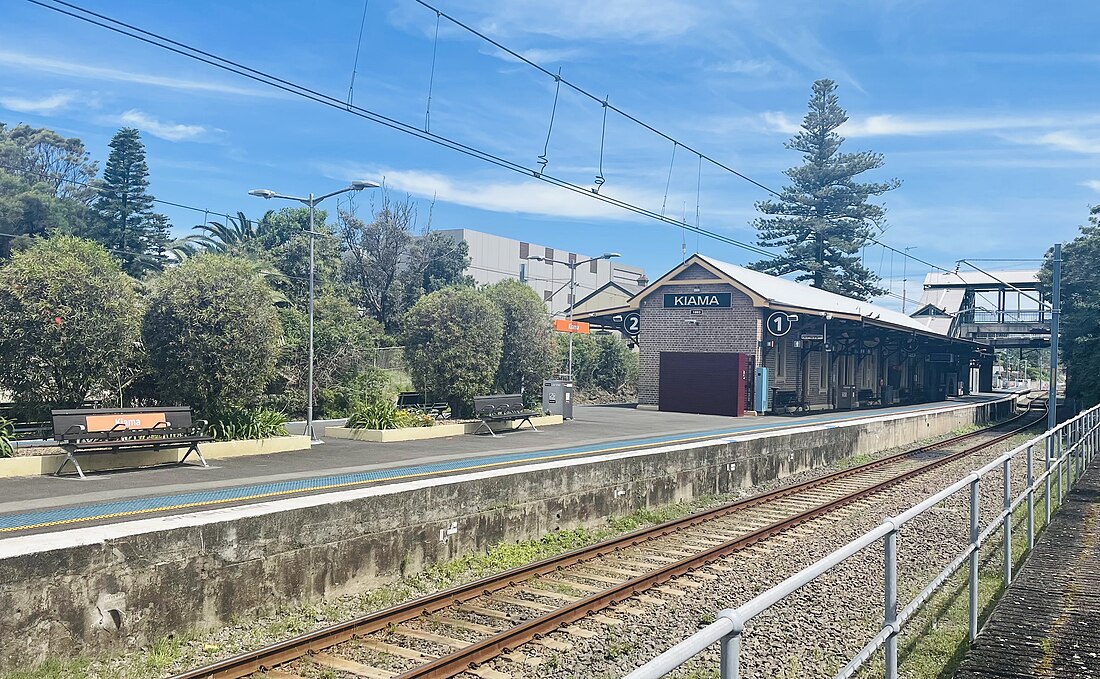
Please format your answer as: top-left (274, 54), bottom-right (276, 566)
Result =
top-left (772, 390), bottom-right (808, 415)
top-left (51, 407), bottom-right (212, 478)
top-left (858, 389), bottom-right (882, 407)
top-left (472, 394), bottom-right (539, 437)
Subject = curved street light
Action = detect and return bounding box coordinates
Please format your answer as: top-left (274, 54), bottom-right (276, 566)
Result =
top-left (248, 180), bottom-right (380, 444)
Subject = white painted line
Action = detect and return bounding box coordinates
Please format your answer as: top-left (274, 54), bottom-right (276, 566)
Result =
top-left (0, 395), bottom-right (1013, 559)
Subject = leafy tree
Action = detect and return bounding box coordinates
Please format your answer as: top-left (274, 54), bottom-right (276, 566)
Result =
top-left (0, 123), bottom-right (97, 256)
top-left (1041, 205), bottom-right (1100, 406)
top-left (339, 195), bottom-right (416, 332)
top-left (749, 79), bottom-right (898, 300)
top-left (0, 236), bottom-right (139, 405)
top-left (340, 192), bottom-right (473, 333)
top-left (484, 279), bottom-right (556, 399)
top-left (403, 286), bottom-right (504, 417)
top-left (87, 127), bottom-right (170, 275)
top-left (268, 294), bottom-right (384, 417)
top-left (0, 171), bottom-right (88, 257)
top-left (404, 231), bottom-right (475, 302)
top-left (559, 333), bottom-right (638, 395)
top-left (255, 207), bottom-right (345, 308)
top-left (0, 123), bottom-right (98, 201)
top-left (142, 254), bottom-right (282, 417)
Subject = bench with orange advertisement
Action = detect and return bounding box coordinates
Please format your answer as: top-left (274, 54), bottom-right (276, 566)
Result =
top-left (50, 406), bottom-right (212, 478)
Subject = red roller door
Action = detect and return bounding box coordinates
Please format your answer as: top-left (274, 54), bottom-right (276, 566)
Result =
top-left (658, 352), bottom-right (745, 417)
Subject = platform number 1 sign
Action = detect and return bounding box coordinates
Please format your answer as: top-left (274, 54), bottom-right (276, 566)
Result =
top-left (767, 311), bottom-right (794, 337)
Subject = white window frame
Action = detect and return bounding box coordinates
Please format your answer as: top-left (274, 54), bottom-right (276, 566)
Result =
top-left (776, 339), bottom-right (787, 381)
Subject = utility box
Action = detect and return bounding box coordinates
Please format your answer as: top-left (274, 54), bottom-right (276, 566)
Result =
top-left (542, 379), bottom-right (574, 419)
top-left (754, 367), bottom-right (769, 413)
top-left (837, 385), bottom-right (857, 409)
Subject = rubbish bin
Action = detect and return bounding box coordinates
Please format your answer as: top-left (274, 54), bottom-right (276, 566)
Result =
top-left (542, 379), bottom-right (574, 419)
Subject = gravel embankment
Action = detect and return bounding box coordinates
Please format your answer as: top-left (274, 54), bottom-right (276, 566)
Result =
top-left (485, 432), bottom-right (1036, 679)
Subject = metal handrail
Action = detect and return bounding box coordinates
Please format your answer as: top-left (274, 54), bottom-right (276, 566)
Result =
top-left (625, 401), bottom-right (1100, 679)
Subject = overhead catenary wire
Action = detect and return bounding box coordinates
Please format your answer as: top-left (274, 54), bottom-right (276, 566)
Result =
top-left (25, 0), bottom-right (780, 260)
top-left (346, 0), bottom-right (369, 108)
top-left (25, 0), bottom-right (957, 293)
top-left (424, 9), bottom-right (440, 133)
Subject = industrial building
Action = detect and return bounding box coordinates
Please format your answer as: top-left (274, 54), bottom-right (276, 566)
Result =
top-left (434, 228), bottom-right (646, 314)
top-left (574, 254), bottom-right (993, 417)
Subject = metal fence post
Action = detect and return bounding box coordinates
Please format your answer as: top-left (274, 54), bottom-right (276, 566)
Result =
top-left (1002, 458), bottom-right (1012, 584)
top-left (720, 631), bottom-right (741, 679)
top-left (1056, 432), bottom-right (1063, 505)
top-left (969, 477), bottom-right (980, 642)
top-left (884, 526), bottom-right (898, 679)
top-left (1045, 432), bottom-right (1052, 524)
top-left (1026, 444), bottom-right (1035, 550)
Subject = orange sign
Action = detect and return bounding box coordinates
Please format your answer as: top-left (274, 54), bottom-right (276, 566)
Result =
top-left (554, 319), bottom-right (590, 334)
top-left (86, 412), bottom-right (168, 432)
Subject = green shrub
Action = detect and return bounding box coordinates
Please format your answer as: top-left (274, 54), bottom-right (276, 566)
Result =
top-left (142, 254), bottom-right (282, 419)
top-left (403, 286), bottom-right (504, 418)
top-left (0, 236), bottom-right (140, 405)
top-left (347, 400), bottom-right (434, 430)
top-left (209, 408), bottom-right (289, 441)
top-left (0, 416), bottom-right (14, 458)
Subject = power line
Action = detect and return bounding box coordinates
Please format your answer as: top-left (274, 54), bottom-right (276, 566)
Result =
top-left (0, 161), bottom-right (237, 224)
top-left (25, 0), bottom-right (778, 260)
top-left (25, 0), bottom-right (956, 292)
top-left (410, 0), bottom-right (782, 199)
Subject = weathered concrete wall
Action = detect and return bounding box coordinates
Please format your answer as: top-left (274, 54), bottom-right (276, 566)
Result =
top-left (0, 397), bottom-right (1015, 670)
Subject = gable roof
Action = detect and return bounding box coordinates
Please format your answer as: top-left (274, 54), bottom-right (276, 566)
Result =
top-left (575, 254), bottom-right (952, 338)
top-left (695, 255), bottom-right (934, 334)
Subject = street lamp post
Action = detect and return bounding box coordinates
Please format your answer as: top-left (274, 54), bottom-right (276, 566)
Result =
top-left (249, 180), bottom-right (380, 444)
top-left (524, 252), bottom-right (620, 378)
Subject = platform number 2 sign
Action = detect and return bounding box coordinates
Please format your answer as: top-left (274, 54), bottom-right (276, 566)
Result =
top-left (767, 311), bottom-right (793, 337)
top-left (622, 312), bottom-right (641, 336)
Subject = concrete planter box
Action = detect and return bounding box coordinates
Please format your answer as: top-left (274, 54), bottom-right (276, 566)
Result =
top-left (0, 435), bottom-right (310, 478)
top-left (325, 414), bottom-right (564, 442)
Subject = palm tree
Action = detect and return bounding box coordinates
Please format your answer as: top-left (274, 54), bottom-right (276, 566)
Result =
top-left (167, 212), bottom-right (262, 260)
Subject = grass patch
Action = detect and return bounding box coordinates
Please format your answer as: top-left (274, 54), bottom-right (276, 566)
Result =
top-left (859, 441), bottom-right (1072, 679)
top-left (12, 498), bottom-right (737, 679)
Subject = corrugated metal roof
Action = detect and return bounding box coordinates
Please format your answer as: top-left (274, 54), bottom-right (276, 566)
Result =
top-left (916, 287), bottom-right (965, 314)
top-left (697, 255), bottom-right (937, 335)
top-left (922, 270), bottom-right (1039, 288)
top-left (911, 315), bottom-right (955, 334)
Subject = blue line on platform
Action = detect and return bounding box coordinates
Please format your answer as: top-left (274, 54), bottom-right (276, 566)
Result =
top-left (0, 401), bottom-right (974, 534)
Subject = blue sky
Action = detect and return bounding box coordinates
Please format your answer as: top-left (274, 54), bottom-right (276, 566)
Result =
top-left (2, 0), bottom-right (1098, 309)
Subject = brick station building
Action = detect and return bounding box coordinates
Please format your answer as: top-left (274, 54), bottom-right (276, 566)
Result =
top-left (574, 254), bottom-right (993, 417)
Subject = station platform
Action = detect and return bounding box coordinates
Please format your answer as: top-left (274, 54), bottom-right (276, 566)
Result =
top-left (955, 458), bottom-right (1100, 679)
top-left (0, 396), bottom-right (1010, 538)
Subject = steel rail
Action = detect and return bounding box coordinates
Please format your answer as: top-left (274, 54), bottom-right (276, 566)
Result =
top-left (401, 404), bottom-right (1044, 679)
top-left (171, 398), bottom-right (1041, 679)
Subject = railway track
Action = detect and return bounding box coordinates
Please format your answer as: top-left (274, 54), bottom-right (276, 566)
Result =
top-left (174, 398), bottom-right (1044, 679)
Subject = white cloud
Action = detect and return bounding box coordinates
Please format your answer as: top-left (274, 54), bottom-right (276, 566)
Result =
top-left (758, 110), bottom-right (1100, 139)
top-left (0, 91), bottom-right (79, 114)
top-left (1082, 180), bottom-right (1100, 193)
top-left (468, 0), bottom-right (704, 42)
top-left (1027, 131), bottom-right (1100, 155)
top-left (0, 50), bottom-right (273, 97)
top-left (322, 164), bottom-right (672, 221)
top-left (519, 47), bottom-right (585, 64)
top-left (118, 109), bottom-right (208, 142)
top-left (710, 59), bottom-right (781, 77)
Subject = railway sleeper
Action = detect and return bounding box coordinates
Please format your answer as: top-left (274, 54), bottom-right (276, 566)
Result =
top-left (311, 651), bottom-right (397, 678)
